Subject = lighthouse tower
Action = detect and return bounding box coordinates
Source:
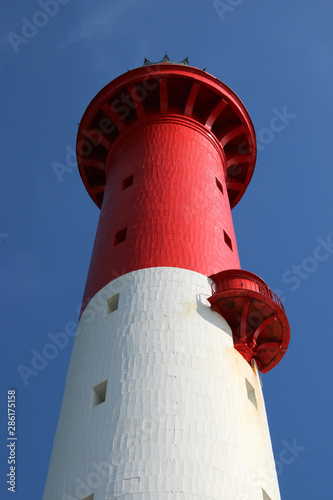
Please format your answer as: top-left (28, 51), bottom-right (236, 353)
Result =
top-left (43, 57), bottom-right (290, 500)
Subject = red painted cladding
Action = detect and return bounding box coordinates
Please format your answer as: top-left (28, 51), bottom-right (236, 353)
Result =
top-left (76, 63), bottom-right (290, 372)
top-left (77, 64), bottom-right (257, 310)
top-left (82, 117), bottom-right (240, 306)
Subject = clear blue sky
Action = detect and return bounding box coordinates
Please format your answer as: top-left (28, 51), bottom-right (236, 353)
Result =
top-left (1, 1), bottom-right (332, 498)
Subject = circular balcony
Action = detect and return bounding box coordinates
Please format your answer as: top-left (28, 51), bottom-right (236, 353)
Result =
top-left (208, 269), bottom-right (290, 373)
top-left (76, 63), bottom-right (256, 209)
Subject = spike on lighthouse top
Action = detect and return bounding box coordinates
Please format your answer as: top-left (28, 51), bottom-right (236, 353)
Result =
top-left (76, 61), bottom-right (257, 209)
top-left (143, 53), bottom-right (190, 66)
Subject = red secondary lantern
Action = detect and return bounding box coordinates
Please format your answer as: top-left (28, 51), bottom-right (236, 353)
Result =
top-left (76, 59), bottom-right (290, 372)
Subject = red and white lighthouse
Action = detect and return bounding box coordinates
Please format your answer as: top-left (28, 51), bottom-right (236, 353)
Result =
top-left (43, 57), bottom-right (290, 500)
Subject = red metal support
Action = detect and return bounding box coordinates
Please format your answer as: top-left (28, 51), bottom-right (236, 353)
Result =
top-left (208, 269), bottom-right (290, 372)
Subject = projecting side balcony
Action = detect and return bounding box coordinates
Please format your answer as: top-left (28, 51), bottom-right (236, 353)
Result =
top-left (208, 269), bottom-right (290, 373)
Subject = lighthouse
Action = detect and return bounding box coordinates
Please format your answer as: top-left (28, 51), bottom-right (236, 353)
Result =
top-left (43, 57), bottom-right (290, 500)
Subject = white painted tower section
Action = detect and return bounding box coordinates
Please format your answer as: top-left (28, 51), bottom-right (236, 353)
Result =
top-left (43, 268), bottom-right (280, 500)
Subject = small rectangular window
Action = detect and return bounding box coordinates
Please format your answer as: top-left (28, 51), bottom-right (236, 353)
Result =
top-left (246, 378), bottom-right (257, 408)
top-left (122, 175), bottom-right (134, 190)
top-left (262, 489), bottom-right (272, 500)
top-left (216, 177), bottom-right (223, 194)
top-left (91, 380), bottom-right (108, 408)
top-left (105, 293), bottom-right (119, 315)
top-left (223, 230), bottom-right (233, 250)
top-left (114, 228), bottom-right (127, 246)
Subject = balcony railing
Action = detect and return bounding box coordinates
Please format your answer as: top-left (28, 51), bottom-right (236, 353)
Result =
top-left (210, 269), bottom-right (285, 312)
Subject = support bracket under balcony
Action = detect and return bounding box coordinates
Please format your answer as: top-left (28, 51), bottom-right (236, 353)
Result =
top-left (208, 269), bottom-right (290, 373)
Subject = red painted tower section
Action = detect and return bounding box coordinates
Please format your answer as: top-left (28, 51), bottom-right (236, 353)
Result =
top-left (76, 62), bottom-right (290, 373)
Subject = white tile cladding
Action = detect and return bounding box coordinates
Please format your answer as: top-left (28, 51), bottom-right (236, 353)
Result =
top-left (43, 267), bottom-right (280, 500)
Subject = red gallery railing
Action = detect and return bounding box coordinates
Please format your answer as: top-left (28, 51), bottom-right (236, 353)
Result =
top-left (208, 269), bottom-right (290, 373)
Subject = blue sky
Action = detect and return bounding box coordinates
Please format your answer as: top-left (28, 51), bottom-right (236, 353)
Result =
top-left (1, 1), bottom-right (332, 498)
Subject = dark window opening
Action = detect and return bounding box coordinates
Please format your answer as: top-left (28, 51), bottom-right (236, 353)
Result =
top-left (105, 293), bottom-right (119, 315)
top-left (246, 378), bottom-right (257, 408)
top-left (223, 230), bottom-right (233, 250)
top-left (262, 489), bottom-right (272, 500)
top-left (216, 177), bottom-right (223, 194)
top-left (122, 175), bottom-right (134, 190)
top-left (114, 228), bottom-right (127, 246)
top-left (91, 380), bottom-right (107, 408)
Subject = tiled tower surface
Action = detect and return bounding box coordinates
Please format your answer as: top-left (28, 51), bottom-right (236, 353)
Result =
top-left (43, 61), bottom-right (290, 499)
top-left (77, 62), bottom-right (257, 309)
